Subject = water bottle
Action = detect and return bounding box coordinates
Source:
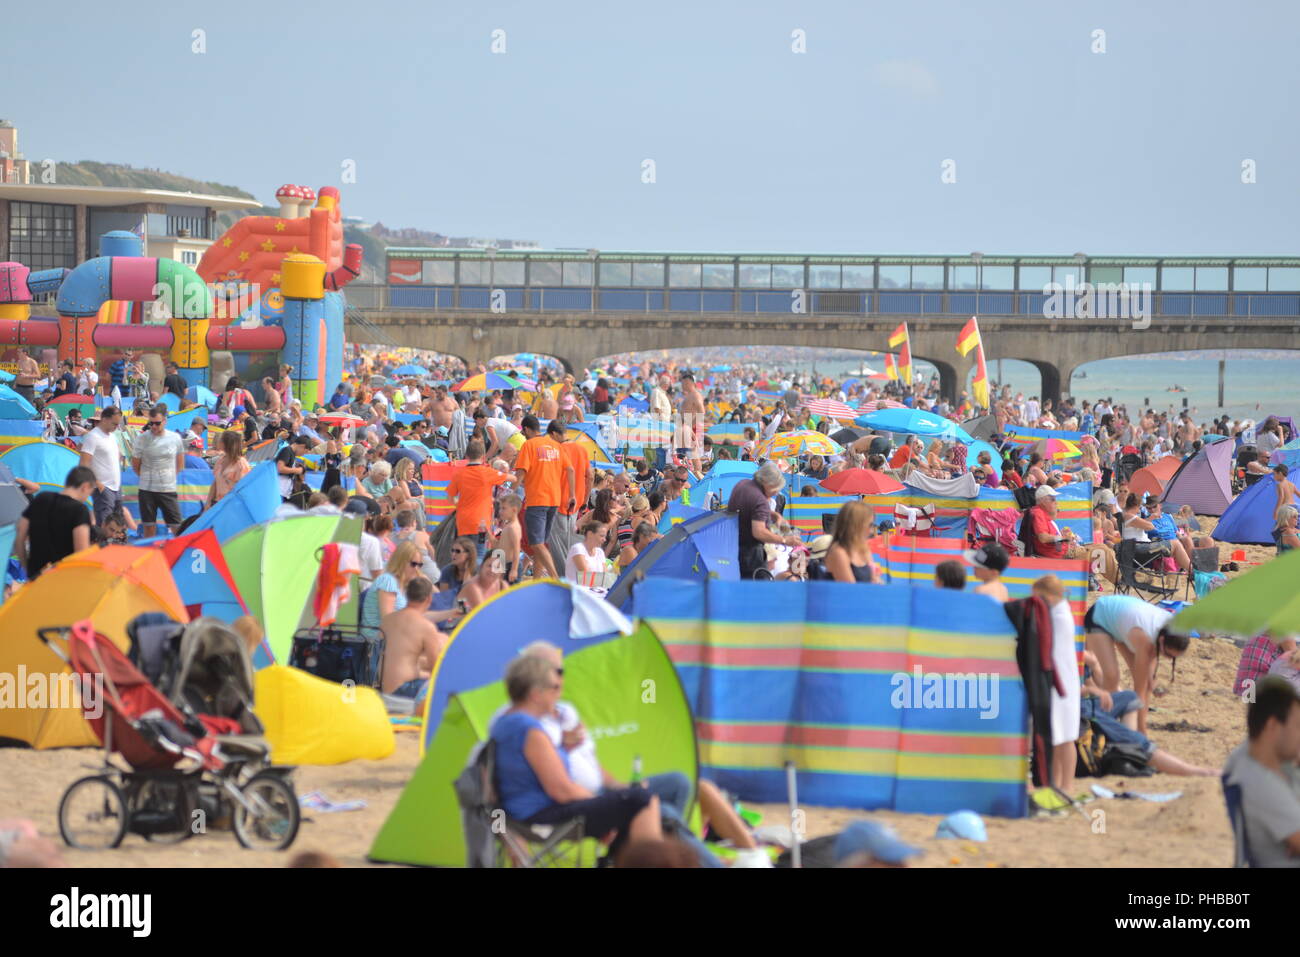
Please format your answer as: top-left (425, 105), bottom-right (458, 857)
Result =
top-left (629, 754), bottom-right (643, 787)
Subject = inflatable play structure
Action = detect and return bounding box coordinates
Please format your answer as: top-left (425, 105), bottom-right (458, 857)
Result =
top-left (0, 184), bottom-right (361, 406)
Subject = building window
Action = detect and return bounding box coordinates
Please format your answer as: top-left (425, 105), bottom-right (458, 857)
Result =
top-left (181, 250), bottom-right (198, 266)
top-left (9, 200), bottom-right (77, 271)
top-left (165, 214), bottom-right (209, 239)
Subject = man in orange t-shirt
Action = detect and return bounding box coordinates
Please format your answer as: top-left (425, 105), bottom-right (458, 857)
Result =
top-left (446, 437), bottom-right (511, 558)
top-left (558, 429), bottom-right (594, 536)
top-left (513, 417), bottom-right (574, 579)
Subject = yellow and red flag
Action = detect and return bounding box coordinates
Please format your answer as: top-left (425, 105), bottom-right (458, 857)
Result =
top-left (887, 322), bottom-right (912, 384)
top-left (956, 316), bottom-right (982, 357)
top-left (884, 353), bottom-right (899, 380)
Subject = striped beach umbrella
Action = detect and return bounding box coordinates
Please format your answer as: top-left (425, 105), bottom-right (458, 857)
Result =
top-left (753, 429), bottom-right (843, 460)
top-left (801, 398), bottom-right (857, 421)
top-left (855, 399), bottom-right (906, 413)
top-left (1028, 438), bottom-right (1082, 461)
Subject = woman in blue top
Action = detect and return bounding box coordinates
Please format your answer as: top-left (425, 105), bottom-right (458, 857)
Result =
top-left (491, 654), bottom-right (661, 856)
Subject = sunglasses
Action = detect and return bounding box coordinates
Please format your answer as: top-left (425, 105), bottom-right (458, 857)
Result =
top-left (450, 547), bottom-right (465, 554)
top-left (149, 421), bottom-right (165, 428)
top-left (409, 561), bottom-right (422, 568)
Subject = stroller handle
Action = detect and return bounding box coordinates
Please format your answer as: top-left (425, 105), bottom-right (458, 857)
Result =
top-left (36, 625), bottom-right (76, 663)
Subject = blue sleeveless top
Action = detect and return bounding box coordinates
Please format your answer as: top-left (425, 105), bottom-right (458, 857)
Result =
top-left (491, 711), bottom-right (568, 821)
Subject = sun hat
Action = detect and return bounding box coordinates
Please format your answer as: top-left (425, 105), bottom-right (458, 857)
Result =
top-left (1034, 485), bottom-right (1058, 501)
top-left (935, 810), bottom-right (987, 842)
top-left (808, 534), bottom-right (833, 560)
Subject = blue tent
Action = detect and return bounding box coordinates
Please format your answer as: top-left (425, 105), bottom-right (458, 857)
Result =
top-left (185, 461), bottom-right (281, 543)
top-left (0, 441), bottom-right (79, 491)
top-left (1214, 474), bottom-right (1278, 545)
top-left (618, 395), bottom-right (649, 414)
top-left (0, 385), bottom-right (37, 420)
top-left (392, 364), bottom-right (425, 376)
top-left (690, 463), bottom-right (756, 507)
top-left (608, 511), bottom-right (739, 613)
top-left (186, 385), bottom-right (218, 409)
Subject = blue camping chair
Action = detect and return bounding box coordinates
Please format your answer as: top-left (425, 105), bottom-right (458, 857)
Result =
top-left (1221, 775), bottom-right (1257, 868)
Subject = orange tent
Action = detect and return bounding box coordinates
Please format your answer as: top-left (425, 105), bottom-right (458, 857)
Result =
top-left (0, 546), bottom-right (188, 748)
top-left (1129, 455), bottom-right (1183, 500)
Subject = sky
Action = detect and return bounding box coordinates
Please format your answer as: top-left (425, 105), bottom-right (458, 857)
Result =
top-left (6, 0), bottom-right (1299, 256)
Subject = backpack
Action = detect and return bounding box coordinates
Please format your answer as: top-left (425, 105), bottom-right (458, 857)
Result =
top-left (1075, 718), bottom-right (1155, 778)
top-left (453, 740), bottom-right (499, 868)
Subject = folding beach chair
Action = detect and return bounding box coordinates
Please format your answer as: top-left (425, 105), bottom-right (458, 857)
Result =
top-left (456, 738), bottom-right (591, 869)
top-left (1221, 776), bottom-right (1258, 868)
top-left (1114, 539), bottom-right (1180, 602)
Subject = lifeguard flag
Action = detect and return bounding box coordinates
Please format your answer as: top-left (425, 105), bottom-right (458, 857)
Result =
top-left (885, 353), bottom-right (899, 380)
top-left (956, 316), bottom-right (982, 357)
top-left (971, 347), bottom-right (990, 409)
top-left (888, 322), bottom-right (909, 348)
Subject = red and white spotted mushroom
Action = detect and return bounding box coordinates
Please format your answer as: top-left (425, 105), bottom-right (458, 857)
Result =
top-left (298, 185), bottom-right (317, 210)
top-left (276, 184), bottom-right (306, 218)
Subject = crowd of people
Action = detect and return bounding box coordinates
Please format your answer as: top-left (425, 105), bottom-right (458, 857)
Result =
top-left (8, 343), bottom-right (1300, 867)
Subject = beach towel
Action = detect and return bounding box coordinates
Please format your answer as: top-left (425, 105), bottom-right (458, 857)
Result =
top-left (904, 471), bottom-right (980, 498)
top-left (314, 542), bottom-right (361, 627)
top-left (893, 502), bottom-right (936, 535)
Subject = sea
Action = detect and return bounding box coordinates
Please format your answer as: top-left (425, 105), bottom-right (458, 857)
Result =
top-left (609, 346), bottom-right (1300, 428)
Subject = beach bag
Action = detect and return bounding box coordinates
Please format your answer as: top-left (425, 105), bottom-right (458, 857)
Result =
top-left (1075, 719), bottom-right (1107, 777)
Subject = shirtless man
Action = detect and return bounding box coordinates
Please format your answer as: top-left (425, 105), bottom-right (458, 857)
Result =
top-left (13, 350), bottom-right (40, 404)
top-left (965, 543), bottom-right (1011, 602)
top-left (380, 577), bottom-right (445, 701)
top-left (538, 388), bottom-right (558, 420)
top-left (429, 385), bottom-right (458, 432)
top-left (677, 372), bottom-right (706, 466)
top-left (1275, 464), bottom-right (1297, 522)
top-left (493, 493), bottom-right (524, 583)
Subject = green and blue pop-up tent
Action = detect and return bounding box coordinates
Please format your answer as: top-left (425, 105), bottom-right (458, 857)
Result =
top-left (368, 580), bottom-right (697, 867)
top-left (223, 513), bottom-right (363, 664)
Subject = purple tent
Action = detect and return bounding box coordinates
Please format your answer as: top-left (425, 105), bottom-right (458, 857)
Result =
top-left (1159, 438), bottom-right (1235, 516)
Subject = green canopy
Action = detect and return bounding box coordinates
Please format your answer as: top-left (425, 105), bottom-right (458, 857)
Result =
top-left (224, 514), bottom-right (363, 663)
top-left (1173, 549), bottom-right (1300, 637)
top-left (368, 620), bottom-right (697, 867)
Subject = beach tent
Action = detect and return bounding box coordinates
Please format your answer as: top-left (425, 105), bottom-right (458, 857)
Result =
top-left (690, 460), bottom-right (758, 505)
top-left (223, 514), bottom-right (364, 663)
top-left (158, 529), bottom-right (261, 662)
top-left (0, 546), bottom-right (188, 748)
top-left (0, 464), bottom-right (30, 525)
top-left (606, 511), bottom-right (739, 613)
top-left (1129, 455), bottom-right (1183, 501)
top-left (0, 385), bottom-right (37, 419)
top-left (962, 415), bottom-right (998, 441)
top-left (369, 581), bottom-right (695, 867)
top-left (1212, 474), bottom-right (1278, 545)
top-left (0, 441), bottom-right (79, 492)
top-left (1160, 438), bottom-right (1235, 516)
top-left (254, 664), bottom-right (394, 765)
top-left (560, 422), bottom-right (616, 464)
top-left (186, 461), bottom-right (281, 543)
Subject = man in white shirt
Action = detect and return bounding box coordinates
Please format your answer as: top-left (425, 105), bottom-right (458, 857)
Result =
top-left (1223, 677), bottom-right (1300, 867)
top-left (79, 406), bottom-right (123, 525)
top-left (649, 374), bottom-right (673, 422)
top-left (131, 408), bottom-right (186, 537)
top-left (343, 498), bottom-right (385, 582)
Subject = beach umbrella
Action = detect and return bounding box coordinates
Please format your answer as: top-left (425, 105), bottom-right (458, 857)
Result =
top-left (368, 375), bottom-right (390, 387)
top-left (855, 408), bottom-right (974, 442)
top-left (855, 399), bottom-right (906, 413)
top-left (710, 364), bottom-right (732, 373)
top-left (1027, 438), bottom-right (1082, 461)
top-left (46, 395), bottom-right (96, 422)
top-left (0, 369), bottom-right (13, 383)
top-left (820, 469), bottom-right (905, 495)
top-left (453, 372), bottom-right (525, 392)
top-left (392, 364), bottom-right (425, 377)
top-left (830, 427), bottom-right (866, 446)
top-left (753, 429), bottom-right (843, 460)
top-left (706, 422), bottom-right (758, 446)
top-left (317, 411), bottom-right (367, 427)
top-left (0, 385), bottom-right (36, 420)
top-left (1172, 550), bottom-right (1300, 637)
top-left (802, 398), bottom-right (857, 421)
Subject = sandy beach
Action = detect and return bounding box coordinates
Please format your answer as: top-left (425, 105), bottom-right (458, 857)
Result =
top-left (0, 535), bottom-right (1265, 869)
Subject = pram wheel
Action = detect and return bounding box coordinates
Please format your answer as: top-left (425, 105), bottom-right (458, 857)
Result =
top-left (233, 772), bottom-right (299, 851)
top-left (59, 775), bottom-right (128, 850)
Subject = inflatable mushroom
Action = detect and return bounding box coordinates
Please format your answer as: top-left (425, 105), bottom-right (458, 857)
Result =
top-left (275, 183), bottom-right (306, 218)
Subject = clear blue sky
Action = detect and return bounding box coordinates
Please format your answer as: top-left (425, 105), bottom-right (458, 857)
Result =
top-left (7, 0), bottom-right (1297, 255)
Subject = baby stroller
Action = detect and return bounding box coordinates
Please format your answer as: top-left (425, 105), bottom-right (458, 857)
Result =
top-left (1114, 452), bottom-right (1144, 487)
top-left (41, 617), bottom-right (299, 852)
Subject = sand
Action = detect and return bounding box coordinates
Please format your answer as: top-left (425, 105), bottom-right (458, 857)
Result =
top-left (0, 529), bottom-right (1268, 868)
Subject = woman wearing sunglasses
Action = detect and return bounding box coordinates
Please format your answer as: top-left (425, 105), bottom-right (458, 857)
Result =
top-left (361, 541), bottom-right (426, 634)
